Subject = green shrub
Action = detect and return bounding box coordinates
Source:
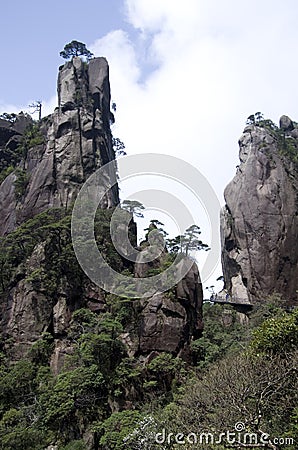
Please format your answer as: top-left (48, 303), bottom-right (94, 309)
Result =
top-left (250, 308), bottom-right (298, 354)
top-left (0, 360), bottom-right (37, 412)
top-left (39, 365), bottom-right (104, 429)
top-left (94, 410), bottom-right (143, 450)
top-left (29, 332), bottom-right (54, 365)
top-left (0, 165), bottom-right (14, 184)
top-left (191, 303), bottom-right (246, 367)
top-left (14, 168), bottom-right (29, 197)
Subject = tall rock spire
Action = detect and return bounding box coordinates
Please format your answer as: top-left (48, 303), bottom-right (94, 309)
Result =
top-left (0, 57), bottom-right (119, 235)
top-left (220, 116), bottom-right (298, 305)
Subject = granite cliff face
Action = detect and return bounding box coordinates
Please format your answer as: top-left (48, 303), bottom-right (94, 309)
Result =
top-left (0, 57), bottom-right (203, 369)
top-left (0, 57), bottom-right (118, 235)
top-left (221, 116), bottom-right (298, 305)
top-left (0, 55), bottom-right (203, 448)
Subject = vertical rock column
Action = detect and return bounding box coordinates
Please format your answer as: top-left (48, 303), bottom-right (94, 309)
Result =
top-left (220, 118), bottom-right (298, 305)
top-left (0, 56), bottom-right (119, 235)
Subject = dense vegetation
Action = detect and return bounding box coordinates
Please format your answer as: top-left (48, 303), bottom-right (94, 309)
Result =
top-left (0, 208), bottom-right (297, 450)
top-left (0, 207), bottom-right (187, 448)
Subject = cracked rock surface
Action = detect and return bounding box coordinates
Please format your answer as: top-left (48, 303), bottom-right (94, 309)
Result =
top-left (221, 117), bottom-right (298, 305)
top-left (0, 57), bottom-right (118, 235)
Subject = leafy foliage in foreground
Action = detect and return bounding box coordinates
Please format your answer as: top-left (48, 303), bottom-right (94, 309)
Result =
top-left (0, 205), bottom-right (297, 449)
top-left (1, 293), bottom-right (297, 449)
top-left (0, 208), bottom-right (190, 448)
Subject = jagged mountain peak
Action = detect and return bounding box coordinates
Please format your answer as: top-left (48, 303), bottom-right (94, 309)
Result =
top-left (221, 115), bottom-right (298, 305)
top-left (0, 57), bottom-right (119, 235)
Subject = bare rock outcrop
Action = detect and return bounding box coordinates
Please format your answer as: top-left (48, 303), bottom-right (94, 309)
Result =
top-left (0, 56), bottom-right (204, 370)
top-left (137, 259), bottom-right (203, 355)
top-left (221, 117), bottom-right (298, 305)
top-left (0, 57), bottom-right (118, 235)
top-left (0, 112), bottom-right (32, 151)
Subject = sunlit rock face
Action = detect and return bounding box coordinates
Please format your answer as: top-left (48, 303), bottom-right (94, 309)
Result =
top-left (0, 57), bottom-right (204, 370)
top-left (221, 116), bottom-right (298, 305)
top-left (0, 57), bottom-right (118, 235)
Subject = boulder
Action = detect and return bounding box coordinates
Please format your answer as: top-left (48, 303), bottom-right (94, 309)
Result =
top-left (138, 293), bottom-right (186, 353)
top-left (279, 114), bottom-right (294, 131)
top-left (138, 259), bottom-right (203, 354)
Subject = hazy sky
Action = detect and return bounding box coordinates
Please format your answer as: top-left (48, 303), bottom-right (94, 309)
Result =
top-left (1, 0), bottom-right (298, 292)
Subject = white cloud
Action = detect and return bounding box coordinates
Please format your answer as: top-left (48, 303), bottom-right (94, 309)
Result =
top-left (0, 101), bottom-right (30, 116)
top-left (89, 0), bottom-right (298, 194)
top-left (91, 30), bottom-right (141, 88)
top-left (0, 95), bottom-right (57, 119)
top-left (89, 0), bottom-right (298, 289)
top-left (41, 95), bottom-right (58, 117)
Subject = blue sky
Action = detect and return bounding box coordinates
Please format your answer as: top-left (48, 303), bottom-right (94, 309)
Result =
top-left (0, 0), bottom-right (128, 105)
top-left (2, 0), bottom-right (298, 290)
